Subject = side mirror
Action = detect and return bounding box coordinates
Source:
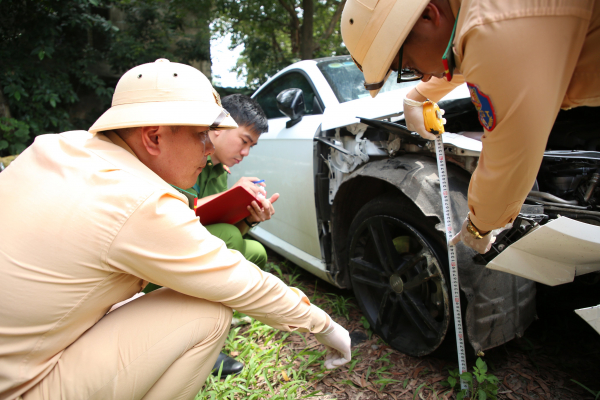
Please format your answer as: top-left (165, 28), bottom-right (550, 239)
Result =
top-left (276, 88), bottom-right (305, 128)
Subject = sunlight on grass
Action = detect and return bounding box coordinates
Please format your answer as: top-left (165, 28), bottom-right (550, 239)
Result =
top-left (197, 260), bottom-right (346, 399)
top-left (197, 318), bottom-right (332, 399)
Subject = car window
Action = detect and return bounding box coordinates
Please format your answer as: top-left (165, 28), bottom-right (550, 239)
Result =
top-left (317, 57), bottom-right (418, 103)
top-left (254, 71), bottom-right (321, 119)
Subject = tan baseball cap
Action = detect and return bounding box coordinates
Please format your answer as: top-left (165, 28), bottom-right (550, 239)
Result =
top-left (341, 0), bottom-right (428, 97)
top-left (89, 59), bottom-right (237, 134)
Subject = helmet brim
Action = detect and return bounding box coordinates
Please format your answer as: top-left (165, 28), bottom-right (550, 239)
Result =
top-left (89, 100), bottom-right (238, 134)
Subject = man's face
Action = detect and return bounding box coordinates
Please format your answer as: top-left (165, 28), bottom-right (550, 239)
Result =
top-left (209, 125), bottom-right (260, 168)
top-left (391, 41), bottom-right (446, 82)
top-left (389, 3), bottom-right (455, 83)
top-left (158, 126), bottom-right (215, 188)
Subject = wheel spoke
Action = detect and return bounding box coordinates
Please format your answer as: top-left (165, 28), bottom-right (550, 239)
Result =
top-left (403, 266), bottom-right (439, 290)
top-left (396, 253), bottom-right (425, 275)
top-left (377, 219), bottom-right (404, 272)
top-left (367, 222), bottom-right (394, 276)
top-left (352, 275), bottom-right (388, 290)
top-left (375, 289), bottom-right (391, 328)
top-left (350, 257), bottom-right (387, 278)
top-left (398, 292), bottom-right (440, 339)
top-left (385, 295), bottom-right (402, 337)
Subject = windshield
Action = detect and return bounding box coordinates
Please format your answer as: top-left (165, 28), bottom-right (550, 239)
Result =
top-left (317, 57), bottom-right (419, 103)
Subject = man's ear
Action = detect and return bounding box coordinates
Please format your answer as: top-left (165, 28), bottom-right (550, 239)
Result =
top-left (421, 3), bottom-right (442, 26)
top-left (208, 129), bottom-right (221, 145)
top-left (140, 126), bottom-right (161, 156)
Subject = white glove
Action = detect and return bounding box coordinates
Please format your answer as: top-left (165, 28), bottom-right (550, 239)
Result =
top-left (314, 320), bottom-right (351, 369)
top-left (449, 216), bottom-right (496, 254)
top-left (403, 98), bottom-right (441, 140)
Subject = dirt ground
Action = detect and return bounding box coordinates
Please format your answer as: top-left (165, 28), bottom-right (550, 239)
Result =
top-left (265, 249), bottom-right (600, 400)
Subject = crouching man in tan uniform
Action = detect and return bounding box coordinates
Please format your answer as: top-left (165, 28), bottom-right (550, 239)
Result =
top-left (341, 0), bottom-right (600, 253)
top-left (0, 59), bottom-right (351, 400)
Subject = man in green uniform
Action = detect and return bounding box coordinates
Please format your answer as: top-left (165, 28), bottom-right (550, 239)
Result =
top-left (190, 94), bottom-right (277, 269)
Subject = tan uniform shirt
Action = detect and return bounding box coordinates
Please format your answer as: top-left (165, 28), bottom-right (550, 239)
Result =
top-left (416, 0), bottom-right (600, 231)
top-left (0, 131), bottom-right (328, 400)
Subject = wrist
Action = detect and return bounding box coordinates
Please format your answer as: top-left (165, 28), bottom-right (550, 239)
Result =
top-left (318, 318), bottom-right (336, 335)
top-left (406, 88), bottom-right (427, 102)
top-left (467, 214), bottom-right (490, 239)
top-left (243, 217), bottom-right (259, 228)
top-left (403, 97), bottom-right (424, 108)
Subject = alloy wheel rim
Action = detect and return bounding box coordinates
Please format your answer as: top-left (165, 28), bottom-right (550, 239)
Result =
top-left (349, 215), bottom-right (450, 356)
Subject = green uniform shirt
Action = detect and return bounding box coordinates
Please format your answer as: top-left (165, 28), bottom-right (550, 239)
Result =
top-left (191, 156), bottom-right (228, 198)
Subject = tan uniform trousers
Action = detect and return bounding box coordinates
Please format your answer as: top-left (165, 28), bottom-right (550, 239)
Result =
top-left (20, 289), bottom-right (231, 400)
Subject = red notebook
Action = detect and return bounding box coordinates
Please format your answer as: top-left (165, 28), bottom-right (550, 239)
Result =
top-left (195, 186), bottom-right (258, 226)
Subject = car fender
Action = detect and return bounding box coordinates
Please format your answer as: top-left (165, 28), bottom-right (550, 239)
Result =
top-left (331, 155), bottom-right (536, 353)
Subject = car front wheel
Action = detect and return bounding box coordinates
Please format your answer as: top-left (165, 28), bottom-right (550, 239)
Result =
top-left (348, 194), bottom-right (452, 356)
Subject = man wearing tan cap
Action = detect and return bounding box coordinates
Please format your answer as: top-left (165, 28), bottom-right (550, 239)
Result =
top-left (341, 0), bottom-right (600, 253)
top-left (0, 59), bottom-right (351, 400)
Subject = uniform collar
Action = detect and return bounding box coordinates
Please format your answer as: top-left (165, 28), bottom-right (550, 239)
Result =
top-left (170, 185), bottom-right (197, 209)
top-left (205, 156), bottom-right (226, 176)
top-left (442, 8), bottom-right (460, 81)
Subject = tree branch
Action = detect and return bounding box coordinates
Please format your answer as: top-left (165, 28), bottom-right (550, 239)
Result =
top-left (314, 0), bottom-right (346, 51)
top-left (277, 0), bottom-right (299, 27)
top-left (278, 0), bottom-right (300, 54)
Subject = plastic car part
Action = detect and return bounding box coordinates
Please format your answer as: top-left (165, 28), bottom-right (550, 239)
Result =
top-left (486, 216), bottom-right (600, 286)
top-left (276, 88), bottom-right (305, 128)
top-left (348, 195), bottom-right (452, 356)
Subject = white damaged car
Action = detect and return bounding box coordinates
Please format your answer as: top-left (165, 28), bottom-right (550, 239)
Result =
top-left (229, 55), bottom-right (600, 355)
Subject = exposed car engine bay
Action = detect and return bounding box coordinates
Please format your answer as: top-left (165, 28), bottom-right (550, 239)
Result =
top-left (317, 99), bottom-right (600, 267)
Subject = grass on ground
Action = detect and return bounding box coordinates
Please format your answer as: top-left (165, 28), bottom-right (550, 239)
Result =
top-left (197, 253), bottom-right (600, 400)
top-left (196, 259), bottom-right (456, 400)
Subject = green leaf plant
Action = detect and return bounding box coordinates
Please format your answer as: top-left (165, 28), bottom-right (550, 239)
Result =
top-left (444, 358), bottom-right (499, 400)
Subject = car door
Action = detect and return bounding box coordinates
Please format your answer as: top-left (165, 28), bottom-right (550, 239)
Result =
top-left (228, 70), bottom-right (325, 261)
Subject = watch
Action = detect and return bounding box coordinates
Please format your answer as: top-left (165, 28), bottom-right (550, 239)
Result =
top-left (466, 214), bottom-right (489, 239)
top-left (243, 217), bottom-right (260, 228)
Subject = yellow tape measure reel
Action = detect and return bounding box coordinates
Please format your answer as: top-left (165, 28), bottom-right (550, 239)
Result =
top-left (423, 100), bottom-right (445, 135)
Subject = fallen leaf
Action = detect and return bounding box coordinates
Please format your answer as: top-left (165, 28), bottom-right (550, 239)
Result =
top-left (428, 375), bottom-right (446, 384)
top-left (513, 369), bottom-right (533, 381)
top-left (412, 366), bottom-right (425, 379)
top-left (281, 370), bottom-right (290, 381)
top-left (535, 378), bottom-right (551, 396)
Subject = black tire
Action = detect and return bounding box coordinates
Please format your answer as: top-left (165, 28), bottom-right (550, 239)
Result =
top-left (347, 194), bottom-right (452, 356)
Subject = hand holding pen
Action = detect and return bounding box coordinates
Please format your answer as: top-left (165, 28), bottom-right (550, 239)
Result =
top-left (232, 177), bottom-right (266, 198)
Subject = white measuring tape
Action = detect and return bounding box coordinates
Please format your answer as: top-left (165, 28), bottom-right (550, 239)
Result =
top-left (434, 135), bottom-right (469, 391)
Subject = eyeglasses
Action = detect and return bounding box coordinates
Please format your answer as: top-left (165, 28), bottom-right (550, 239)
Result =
top-left (396, 44), bottom-right (423, 82)
top-left (352, 45), bottom-right (423, 91)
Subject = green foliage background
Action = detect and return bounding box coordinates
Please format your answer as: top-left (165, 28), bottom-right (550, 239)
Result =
top-left (0, 0), bottom-right (212, 157)
top-left (214, 0), bottom-right (347, 88)
top-left (0, 0), bottom-right (346, 157)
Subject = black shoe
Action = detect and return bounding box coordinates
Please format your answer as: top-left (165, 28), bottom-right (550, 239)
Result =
top-left (212, 352), bottom-right (244, 377)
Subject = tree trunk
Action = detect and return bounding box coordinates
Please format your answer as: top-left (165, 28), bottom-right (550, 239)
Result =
top-left (0, 91), bottom-right (11, 119)
top-left (300, 0), bottom-right (314, 59)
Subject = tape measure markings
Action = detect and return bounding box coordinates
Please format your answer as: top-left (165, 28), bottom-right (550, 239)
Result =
top-left (435, 135), bottom-right (469, 391)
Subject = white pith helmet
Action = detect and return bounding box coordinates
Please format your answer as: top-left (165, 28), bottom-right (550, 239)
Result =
top-left (89, 59), bottom-right (237, 134)
top-left (341, 0), bottom-right (428, 97)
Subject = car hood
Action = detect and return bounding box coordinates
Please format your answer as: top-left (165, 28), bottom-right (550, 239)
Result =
top-left (321, 84), bottom-right (471, 131)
